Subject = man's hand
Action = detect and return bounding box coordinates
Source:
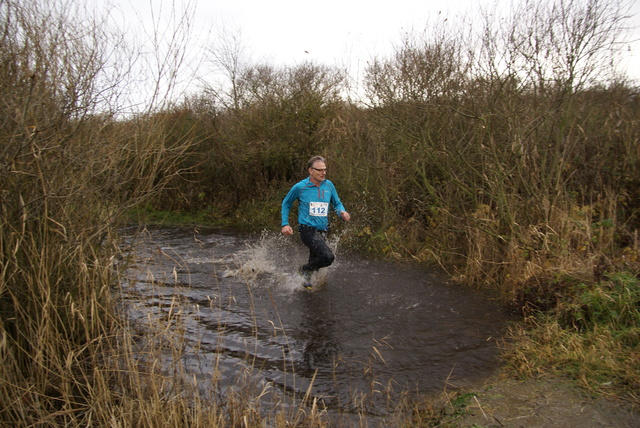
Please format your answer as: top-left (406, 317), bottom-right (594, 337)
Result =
top-left (341, 211), bottom-right (351, 222)
top-left (281, 225), bottom-right (293, 236)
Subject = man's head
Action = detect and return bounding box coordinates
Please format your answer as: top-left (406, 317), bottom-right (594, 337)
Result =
top-left (307, 155), bottom-right (327, 184)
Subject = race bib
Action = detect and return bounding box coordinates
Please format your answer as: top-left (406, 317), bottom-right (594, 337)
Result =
top-left (309, 202), bottom-right (329, 217)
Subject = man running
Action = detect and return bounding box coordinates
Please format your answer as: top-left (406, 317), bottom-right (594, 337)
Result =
top-left (281, 156), bottom-right (351, 288)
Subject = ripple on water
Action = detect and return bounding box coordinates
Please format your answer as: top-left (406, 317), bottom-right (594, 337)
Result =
top-left (119, 227), bottom-right (516, 414)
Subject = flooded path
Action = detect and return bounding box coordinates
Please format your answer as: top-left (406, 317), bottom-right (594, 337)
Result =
top-left (119, 226), bottom-right (515, 416)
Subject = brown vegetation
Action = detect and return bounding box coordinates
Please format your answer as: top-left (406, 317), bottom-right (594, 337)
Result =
top-left (169, 0), bottom-right (640, 310)
top-left (0, 0), bottom-right (638, 425)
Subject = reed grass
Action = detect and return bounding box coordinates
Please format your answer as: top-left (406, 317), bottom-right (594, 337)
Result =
top-left (1, 2), bottom-right (229, 424)
top-left (503, 272), bottom-right (640, 400)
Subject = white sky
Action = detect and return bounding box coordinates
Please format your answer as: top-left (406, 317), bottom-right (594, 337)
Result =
top-left (100, 0), bottom-right (640, 106)
top-left (202, 0), bottom-right (473, 67)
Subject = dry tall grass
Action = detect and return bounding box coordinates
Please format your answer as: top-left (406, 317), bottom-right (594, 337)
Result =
top-left (0, 1), bottom-right (224, 425)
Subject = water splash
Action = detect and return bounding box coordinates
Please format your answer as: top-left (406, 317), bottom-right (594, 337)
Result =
top-left (224, 230), bottom-right (342, 293)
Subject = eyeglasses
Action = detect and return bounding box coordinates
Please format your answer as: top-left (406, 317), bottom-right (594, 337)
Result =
top-left (311, 168), bottom-right (327, 172)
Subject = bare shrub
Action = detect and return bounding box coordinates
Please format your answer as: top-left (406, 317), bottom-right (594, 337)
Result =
top-left (360, 0), bottom-right (638, 305)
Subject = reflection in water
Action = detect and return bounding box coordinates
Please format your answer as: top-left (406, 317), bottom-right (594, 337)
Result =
top-left (299, 296), bottom-right (340, 374)
top-left (119, 226), bottom-right (515, 415)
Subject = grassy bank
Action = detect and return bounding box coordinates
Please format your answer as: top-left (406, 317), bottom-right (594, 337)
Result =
top-left (505, 272), bottom-right (640, 400)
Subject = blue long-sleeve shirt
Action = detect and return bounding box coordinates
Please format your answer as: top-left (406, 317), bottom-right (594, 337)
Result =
top-left (281, 177), bottom-right (346, 230)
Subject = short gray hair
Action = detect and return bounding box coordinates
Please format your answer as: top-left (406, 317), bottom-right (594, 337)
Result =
top-left (307, 156), bottom-right (326, 169)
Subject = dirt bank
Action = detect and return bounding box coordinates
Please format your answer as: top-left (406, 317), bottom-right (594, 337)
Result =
top-left (450, 375), bottom-right (639, 427)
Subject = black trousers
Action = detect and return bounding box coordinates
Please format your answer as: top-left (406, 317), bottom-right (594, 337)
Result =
top-left (298, 225), bottom-right (335, 272)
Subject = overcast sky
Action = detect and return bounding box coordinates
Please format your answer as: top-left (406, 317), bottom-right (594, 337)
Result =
top-left (101, 0), bottom-right (640, 106)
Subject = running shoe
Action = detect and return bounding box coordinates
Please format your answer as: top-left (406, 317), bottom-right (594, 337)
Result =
top-left (298, 267), bottom-right (313, 290)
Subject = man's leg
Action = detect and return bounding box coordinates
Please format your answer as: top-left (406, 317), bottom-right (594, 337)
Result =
top-left (299, 227), bottom-right (334, 273)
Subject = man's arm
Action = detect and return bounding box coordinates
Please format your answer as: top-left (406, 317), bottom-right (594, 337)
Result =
top-left (281, 183), bottom-right (300, 235)
top-left (329, 181), bottom-right (350, 221)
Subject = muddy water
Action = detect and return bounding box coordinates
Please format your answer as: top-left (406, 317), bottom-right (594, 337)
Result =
top-left (119, 226), bottom-right (514, 415)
